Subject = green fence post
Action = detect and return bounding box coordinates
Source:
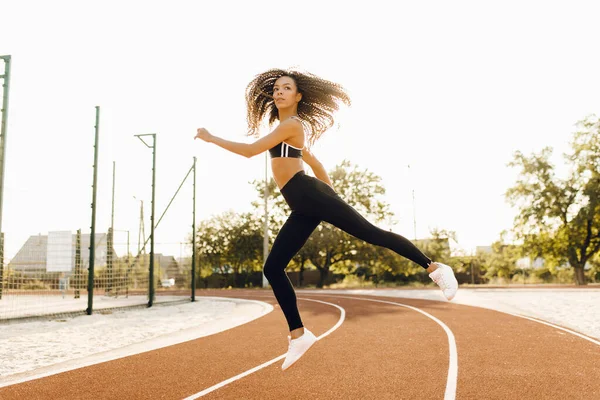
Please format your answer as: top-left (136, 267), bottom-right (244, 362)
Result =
top-left (87, 106), bottom-right (100, 315)
top-left (0, 55), bottom-right (13, 299)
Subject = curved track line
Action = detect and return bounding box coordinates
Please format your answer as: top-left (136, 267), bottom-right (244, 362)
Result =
top-left (311, 289), bottom-right (600, 345)
top-left (182, 298), bottom-right (346, 400)
top-left (503, 312), bottom-right (600, 346)
top-left (308, 293), bottom-right (458, 400)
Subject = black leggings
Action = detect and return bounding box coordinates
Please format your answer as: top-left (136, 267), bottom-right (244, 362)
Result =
top-left (263, 170), bottom-right (432, 332)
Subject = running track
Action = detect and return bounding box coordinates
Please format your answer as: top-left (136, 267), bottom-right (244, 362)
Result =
top-left (1, 289), bottom-right (599, 399)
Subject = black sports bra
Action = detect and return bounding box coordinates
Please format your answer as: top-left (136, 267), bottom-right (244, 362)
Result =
top-left (268, 116), bottom-right (304, 159)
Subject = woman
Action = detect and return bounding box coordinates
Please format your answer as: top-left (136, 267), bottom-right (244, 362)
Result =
top-left (194, 68), bottom-right (458, 371)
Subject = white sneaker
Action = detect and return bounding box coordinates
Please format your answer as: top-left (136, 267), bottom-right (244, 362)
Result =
top-left (281, 328), bottom-right (318, 371)
top-left (429, 262), bottom-right (458, 301)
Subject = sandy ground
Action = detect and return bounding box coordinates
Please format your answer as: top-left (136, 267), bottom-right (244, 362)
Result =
top-left (0, 296), bottom-right (273, 384)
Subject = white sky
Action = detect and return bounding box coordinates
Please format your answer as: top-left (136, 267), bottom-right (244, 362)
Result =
top-left (1, 0), bottom-right (599, 261)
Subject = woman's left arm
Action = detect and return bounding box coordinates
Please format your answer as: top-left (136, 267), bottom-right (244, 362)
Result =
top-left (195, 121), bottom-right (299, 158)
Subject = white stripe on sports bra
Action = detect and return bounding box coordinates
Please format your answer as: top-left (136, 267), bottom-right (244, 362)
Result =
top-left (282, 141), bottom-right (303, 150)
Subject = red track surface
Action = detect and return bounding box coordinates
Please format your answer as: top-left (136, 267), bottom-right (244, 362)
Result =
top-left (1, 289), bottom-right (599, 399)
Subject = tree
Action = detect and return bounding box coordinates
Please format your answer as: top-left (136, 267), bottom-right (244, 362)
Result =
top-left (225, 212), bottom-right (263, 287)
top-left (195, 217), bottom-right (229, 287)
top-left (195, 211), bottom-right (264, 288)
top-left (506, 114), bottom-right (600, 285)
top-left (483, 240), bottom-right (522, 283)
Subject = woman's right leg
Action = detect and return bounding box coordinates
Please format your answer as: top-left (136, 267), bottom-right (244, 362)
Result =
top-left (263, 211), bottom-right (321, 332)
top-left (286, 174), bottom-right (457, 300)
top-left (301, 178), bottom-right (432, 269)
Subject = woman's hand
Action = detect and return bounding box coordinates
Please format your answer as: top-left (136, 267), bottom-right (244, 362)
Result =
top-left (195, 128), bottom-right (213, 143)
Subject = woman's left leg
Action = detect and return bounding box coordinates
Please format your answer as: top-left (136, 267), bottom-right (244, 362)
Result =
top-left (263, 211), bottom-right (322, 332)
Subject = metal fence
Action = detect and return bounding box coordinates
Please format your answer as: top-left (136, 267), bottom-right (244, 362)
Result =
top-left (0, 55), bottom-right (198, 322)
top-left (0, 228), bottom-right (194, 321)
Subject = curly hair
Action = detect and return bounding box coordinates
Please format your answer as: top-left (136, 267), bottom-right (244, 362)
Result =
top-left (245, 68), bottom-right (351, 147)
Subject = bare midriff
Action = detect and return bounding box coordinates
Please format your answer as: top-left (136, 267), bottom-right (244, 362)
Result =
top-left (271, 158), bottom-right (305, 190)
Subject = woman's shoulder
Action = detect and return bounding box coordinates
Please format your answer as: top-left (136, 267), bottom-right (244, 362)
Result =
top-left (279, 117), bottom-right (305, 147)
top-left (281, 116), bottom-right (305, 132)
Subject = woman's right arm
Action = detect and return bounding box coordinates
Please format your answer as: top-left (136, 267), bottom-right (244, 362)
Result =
top-left (303, 148), bottom-right (334, 189)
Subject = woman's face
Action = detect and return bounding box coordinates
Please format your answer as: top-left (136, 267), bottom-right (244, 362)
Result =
top-left (273, 76), bottom-right (302, 109)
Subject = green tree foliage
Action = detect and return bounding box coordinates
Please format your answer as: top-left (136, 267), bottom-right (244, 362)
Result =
top-left (225, 212), bottom-right (263, 286)
top-left (483, 240), bottom-right (522, 283)
top-left (195, 211), bottom-right (263, 285)
top-left (195, 215), bottom-right (229, 276)
top-left (506, 114), bottom-right (600, 285)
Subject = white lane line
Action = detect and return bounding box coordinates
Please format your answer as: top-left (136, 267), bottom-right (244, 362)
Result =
top-left (313, 294), bottom-right (458, 400)
top-left (503, 312), bottom-right (600, 346)
top-left (182, 298), bottom-right (346, 399)
top-left (305, 298), bottom-right (346, 341)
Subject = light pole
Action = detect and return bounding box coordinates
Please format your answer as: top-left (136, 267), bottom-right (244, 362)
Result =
top-left (133, 196), bottom-right (146, 255)
top-left (263, 152), bottom-right (269, 288)
top-left (191, 156), bottom-right (197, 301)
